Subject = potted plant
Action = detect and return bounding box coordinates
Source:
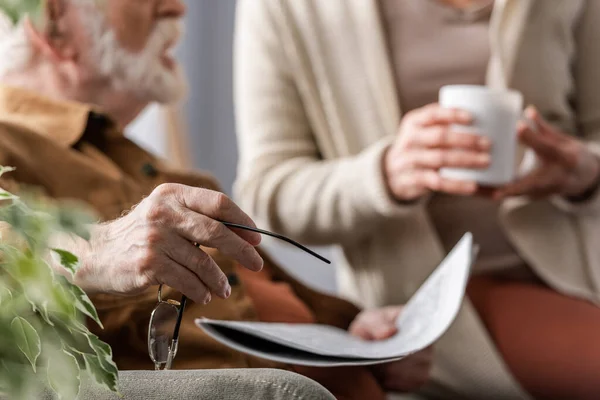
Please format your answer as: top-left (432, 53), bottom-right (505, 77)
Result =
top-left (0, 166), bottom-right (119, 399)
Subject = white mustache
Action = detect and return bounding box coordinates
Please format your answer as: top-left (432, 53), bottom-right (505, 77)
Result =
top-left (151, 19), bottom-right (184, 53)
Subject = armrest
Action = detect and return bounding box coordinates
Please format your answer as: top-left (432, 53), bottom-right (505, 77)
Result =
top-left (39, 369), bottom-right (335, 400)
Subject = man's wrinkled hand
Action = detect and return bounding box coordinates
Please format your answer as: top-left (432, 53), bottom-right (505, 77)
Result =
top-left (76, 183), bottom-right (263, 304)
top-left (349, 306), bottom-right (433, 393)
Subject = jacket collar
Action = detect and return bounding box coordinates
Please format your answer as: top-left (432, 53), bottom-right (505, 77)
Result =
top-left (0, 85), bottom-right (118, 147)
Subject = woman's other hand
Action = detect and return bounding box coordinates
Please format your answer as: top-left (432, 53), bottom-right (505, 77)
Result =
top-left (494, 106), bottom-right (600, 200)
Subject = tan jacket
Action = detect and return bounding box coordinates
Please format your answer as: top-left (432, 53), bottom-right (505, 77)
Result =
top-left (233, 0), bottom-right (600, 398)
top-left (0, 85), bottom-right (359, 372)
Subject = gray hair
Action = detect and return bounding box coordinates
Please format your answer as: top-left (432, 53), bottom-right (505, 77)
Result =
top-left (0, 15), bottom-right (33, 78)
top-left (0, 0), bottom-right (101, 78)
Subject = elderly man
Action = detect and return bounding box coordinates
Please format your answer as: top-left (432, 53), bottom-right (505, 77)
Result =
top-left (0, 1), bottom-right (431, 399)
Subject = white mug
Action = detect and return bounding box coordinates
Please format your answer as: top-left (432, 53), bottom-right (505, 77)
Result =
top-left (439, 85), bottom-right (523, 186)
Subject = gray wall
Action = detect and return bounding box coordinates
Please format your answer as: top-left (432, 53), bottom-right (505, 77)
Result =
top-left (131, 0), bottom-right (338, 294)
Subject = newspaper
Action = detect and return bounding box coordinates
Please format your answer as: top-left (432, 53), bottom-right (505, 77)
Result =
top-left (195, 233), bottom-right (475, 367)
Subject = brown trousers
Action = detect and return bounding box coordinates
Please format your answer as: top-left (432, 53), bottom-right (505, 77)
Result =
top-left (237, 265), bottom-right (386, 400)
top-left (469, 277), bottom-right (600, 400)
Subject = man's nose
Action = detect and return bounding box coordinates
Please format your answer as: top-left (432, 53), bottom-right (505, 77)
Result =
top-left (158, 0), bottom-right (186, 19)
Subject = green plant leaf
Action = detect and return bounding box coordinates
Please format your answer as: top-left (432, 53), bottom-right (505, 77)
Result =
top-left (83, 354), bottom-right (120, 395)
top-left (0, 243), bottom-right (21, 263)
top-left (54, 206), bottom-right (94, 241)
top-left (0, 165), bottom-right (15, 178)
top-left (47, 348), bottom-right (81, 400)
top-left (0, 284), bottom-right (12, 306)
top-left (61, 278), bottom-right (103, 329)
top-left (88, 335), bottom-right (119, 377)
top-left (51, 249), bottom-right (79, 278)
top-left (12, 255), bottom-right (56, 313)
top-left (0, 165), bottom-right (119, 398)
top-left (0, 360), bottom-right (29, 399)
top-left (0, 0), bottom-right (43, 25)
top-left (10, 316), bottom-right (41, 372)
top-left (63, 344), bottom-right (87, 369)
top-left (54, 323), bottom-right (95, 356)
top-left (0, 203), bottom-right (53, 252)
top-left (52, 278), bottom-right (77, 318)
top-left (0, 188), bottom-right (18, 200)
top-left (37, 299), bottom-right (54, 327)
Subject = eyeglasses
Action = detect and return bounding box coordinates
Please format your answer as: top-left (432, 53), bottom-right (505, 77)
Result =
top-left (148, 221), bottom-right (330, 370)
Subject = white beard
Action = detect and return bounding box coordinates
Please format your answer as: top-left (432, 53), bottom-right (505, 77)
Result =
top-left (82, 10), bottom-right (187, 104)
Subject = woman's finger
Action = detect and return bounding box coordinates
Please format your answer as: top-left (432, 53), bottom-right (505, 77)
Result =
top-left (404, 149), bottom-right (490, 170)
top-left (407, 126), bottom-right (491, 151)
top-left (411, 104), bottom-right (473, 127)
top-left (418, 171), bottom-right (478, 196)
top-left (525, 106), bottom-right (562, 139)
top-left (518, 123), bottom-right (576, 168)
top-left (495, 168), bottom-right (559, 199)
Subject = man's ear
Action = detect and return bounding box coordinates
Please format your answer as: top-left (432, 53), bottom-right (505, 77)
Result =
top-left (25, 0), bottom-right (77, 63)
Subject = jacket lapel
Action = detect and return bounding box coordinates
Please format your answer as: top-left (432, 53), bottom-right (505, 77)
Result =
top-left (487, 0), bottom-right (535, 89)
top-left (487, 0), bottom-right (535, 169)
top-left (347, 0), bottom-right (401, 134)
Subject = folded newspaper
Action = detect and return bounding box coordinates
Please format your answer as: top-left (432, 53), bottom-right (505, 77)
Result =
top-left (195, 233), bottom-right (475, 367)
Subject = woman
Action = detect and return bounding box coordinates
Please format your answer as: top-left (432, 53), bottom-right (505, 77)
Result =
top-left (234, 0), bottom-right (600, 398)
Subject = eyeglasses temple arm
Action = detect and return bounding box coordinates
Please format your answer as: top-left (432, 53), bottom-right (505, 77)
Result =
top-left (166, 295), bottom-right (187, 369)
top-left (220, 222), bottom-right (331, 264)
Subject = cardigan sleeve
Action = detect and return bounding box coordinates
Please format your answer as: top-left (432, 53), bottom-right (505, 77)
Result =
top-left (233, 0), bottom-right (419, 246)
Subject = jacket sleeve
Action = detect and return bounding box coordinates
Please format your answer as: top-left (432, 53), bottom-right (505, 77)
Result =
top-left (551, 0), bottom-right (600, 214)
top-left (232, 0), bottom-right (419, 246)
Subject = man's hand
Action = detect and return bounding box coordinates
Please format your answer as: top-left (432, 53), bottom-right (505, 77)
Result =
top-left (349, 307), bottom-right (433, 393)
top-left (495, 106), bottom-right (600, 200)
top-left (73, 183), bottom-right (263, 304)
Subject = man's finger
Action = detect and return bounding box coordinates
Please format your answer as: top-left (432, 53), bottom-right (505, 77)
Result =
top-left (165, 234), bottom-right (231, 299)
top-left (157, 259), bottom-right (212, 304)
top-left (227, 226), bottom-right (263, 246)
top-left (178, 185), bottom-right (262, 245)
top-left (176, 209), bottom-right (264, 271)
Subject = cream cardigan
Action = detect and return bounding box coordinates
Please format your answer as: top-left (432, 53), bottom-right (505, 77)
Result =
top-left (233, 0), bottom-right (600, 398)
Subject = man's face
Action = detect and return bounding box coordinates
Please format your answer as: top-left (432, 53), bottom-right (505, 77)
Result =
top-left (74, 0), bottom-right (187, 104)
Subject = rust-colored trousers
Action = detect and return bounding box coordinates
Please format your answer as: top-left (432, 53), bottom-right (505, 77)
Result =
top-left (468, 276), bottom-right (600, 400)
top-left (237, 266), bottom-right (386, 400)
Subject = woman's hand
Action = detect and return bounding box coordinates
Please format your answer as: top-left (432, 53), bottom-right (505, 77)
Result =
top-left (384, 103), bottom-right (492, 202)
top-left (349, 306), bottom-right (433, 393)
top-left (495, 106), bottom-right (600, 200)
